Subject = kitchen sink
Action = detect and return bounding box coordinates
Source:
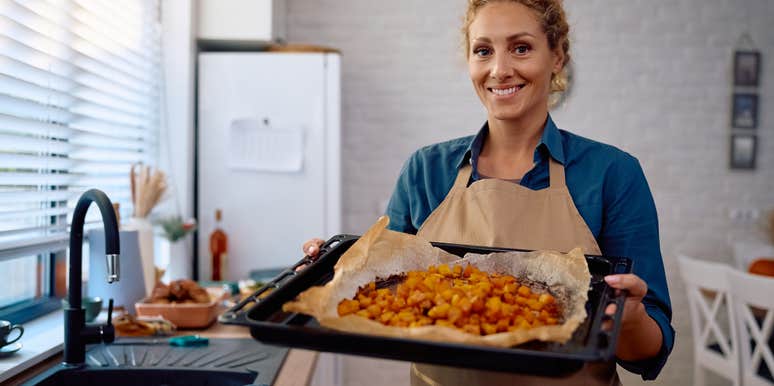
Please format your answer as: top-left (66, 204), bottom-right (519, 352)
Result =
top-left (24, 338), bottom-right (287, 386)
top-left (31, 367), bottom-right (257, 386)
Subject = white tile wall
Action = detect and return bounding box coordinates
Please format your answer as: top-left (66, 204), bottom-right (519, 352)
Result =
top-left (287, 1), bottom-right (774, 385)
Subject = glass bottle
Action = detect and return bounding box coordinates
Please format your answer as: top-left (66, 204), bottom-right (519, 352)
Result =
top-left (209, 209), bottom-right (228, 281)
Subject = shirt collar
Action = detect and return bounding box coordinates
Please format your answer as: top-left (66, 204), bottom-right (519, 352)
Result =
top-left (541, 115), bottom-right (565, 164)
top-left (456, 114), bottom-right (565, 171)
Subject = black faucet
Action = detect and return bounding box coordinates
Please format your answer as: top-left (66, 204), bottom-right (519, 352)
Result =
top-left (64, 189), bottom-right (120, 365)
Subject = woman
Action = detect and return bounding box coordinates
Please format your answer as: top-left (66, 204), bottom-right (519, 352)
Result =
top-left (304, 0), bottom-right (673, 384)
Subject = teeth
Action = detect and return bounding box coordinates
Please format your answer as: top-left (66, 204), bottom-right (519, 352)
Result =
top-left (491, 86), bottom-right (519, 96)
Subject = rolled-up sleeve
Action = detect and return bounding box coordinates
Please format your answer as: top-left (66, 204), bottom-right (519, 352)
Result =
top-left (385, 154), bottom-right (419, 234)
top-left (599, 153), bottom-right (675, 380)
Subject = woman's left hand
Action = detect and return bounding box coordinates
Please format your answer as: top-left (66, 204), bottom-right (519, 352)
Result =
top-left (603, 274), bottom-right (648, 328)
top-left (602, 273), bottom-right (663, 360)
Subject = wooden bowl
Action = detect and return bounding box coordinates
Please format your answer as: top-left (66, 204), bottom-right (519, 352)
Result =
top-left (135, 299), bottom-right (220, 329)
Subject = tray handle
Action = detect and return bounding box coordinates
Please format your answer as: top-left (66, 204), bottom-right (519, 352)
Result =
top-left (219, 234), bottom-right (358, 324)
top-left (593, 259), bottom-right (633, 358)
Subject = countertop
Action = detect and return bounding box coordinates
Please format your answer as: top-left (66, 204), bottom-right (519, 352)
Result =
top-left (3, 319), bottom-right (319, 386)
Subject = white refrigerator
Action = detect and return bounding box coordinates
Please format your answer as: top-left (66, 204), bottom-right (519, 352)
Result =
top-left (197, 52), bottom-right (341, 280)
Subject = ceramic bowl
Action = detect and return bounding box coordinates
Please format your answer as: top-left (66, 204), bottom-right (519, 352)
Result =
top-left (62, 297), bottom-right (103, 323)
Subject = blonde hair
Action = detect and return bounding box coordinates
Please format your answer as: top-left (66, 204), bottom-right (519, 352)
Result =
top-left (462, 0), bottom-right (571, 97)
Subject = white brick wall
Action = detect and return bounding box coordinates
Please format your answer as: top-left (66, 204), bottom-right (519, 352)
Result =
top-left (287, 1), bottom-right (774, 385)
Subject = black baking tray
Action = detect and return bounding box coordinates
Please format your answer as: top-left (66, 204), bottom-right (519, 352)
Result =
top-left (220, 234), bottom-right (632, 376)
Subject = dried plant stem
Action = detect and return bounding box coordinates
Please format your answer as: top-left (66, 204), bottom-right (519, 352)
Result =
top-left (131, 164), bottom-right (167, 219)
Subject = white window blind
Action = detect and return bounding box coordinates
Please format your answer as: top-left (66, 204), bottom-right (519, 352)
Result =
top-left (0, 0), bottom-right (161, 260)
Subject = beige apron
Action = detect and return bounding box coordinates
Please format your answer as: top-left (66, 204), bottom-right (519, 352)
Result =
top-left (411, 158), bottom-right (620, 386)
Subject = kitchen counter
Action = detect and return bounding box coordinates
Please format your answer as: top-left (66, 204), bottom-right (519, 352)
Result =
top-left (3, 320), bottom-right (319, 386)
top-left (177, 322), bottom-right (320, 386)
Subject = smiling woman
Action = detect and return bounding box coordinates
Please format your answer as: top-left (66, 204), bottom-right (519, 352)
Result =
top-left (380, 1), bottom-right (674, 385)
top-left (294, 1), bottom-right (676, 385)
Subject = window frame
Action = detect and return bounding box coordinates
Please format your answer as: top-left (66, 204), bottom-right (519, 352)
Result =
top-left (0, 250), bottom-right (61, 324)
top-left (0, 0), bottom-right (162, 323)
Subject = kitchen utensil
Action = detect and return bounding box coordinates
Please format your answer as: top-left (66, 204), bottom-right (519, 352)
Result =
top-left (110, 335), bottom-right (209, 347)
top-left (220, 234), bottom-right (632, 376)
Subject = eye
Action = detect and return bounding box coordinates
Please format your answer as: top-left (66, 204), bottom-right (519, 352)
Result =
top-left (513, 44), bottom-right (530, 55)
top-left (473, 47), bottom-right (492, 57)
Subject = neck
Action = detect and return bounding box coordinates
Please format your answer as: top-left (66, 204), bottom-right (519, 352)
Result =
top-left (484, 111), bottom-right (547, 159)
top-left (476, 111), bottom-right (548, 180)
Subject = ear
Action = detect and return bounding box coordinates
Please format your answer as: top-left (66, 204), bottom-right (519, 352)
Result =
top-left (552, 48), bottom-right (565, 75)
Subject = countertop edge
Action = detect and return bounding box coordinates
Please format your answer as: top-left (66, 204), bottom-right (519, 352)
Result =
top-left (0, 344), bottom-right (62, 384)
top-left (0, 310), bottom-right (64, 384)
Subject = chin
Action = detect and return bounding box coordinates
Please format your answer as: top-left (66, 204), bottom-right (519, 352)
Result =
top-left (489, 109), bottom-right (527, 121)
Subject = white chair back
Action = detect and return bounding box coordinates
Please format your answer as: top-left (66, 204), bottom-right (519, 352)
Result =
top-left (726, 269), bottom-right (774, 386)
top-left (677, 255), bottom-right (739, 386)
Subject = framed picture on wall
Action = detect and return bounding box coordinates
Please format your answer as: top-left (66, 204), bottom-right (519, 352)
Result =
top-left (732, 93), bottom-right (758, 128)
top-left (730, 134), bottom-right (757, 170)
top-left (734, 51), bottom-right (761, 86)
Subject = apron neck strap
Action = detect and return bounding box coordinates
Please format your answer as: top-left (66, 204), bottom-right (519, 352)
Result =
top-left (456, 159), bottom-right (565, 189)
top-left (549, 157), bottom-right (566, 188)
top-left (452, 164), bottom-right (473, 190)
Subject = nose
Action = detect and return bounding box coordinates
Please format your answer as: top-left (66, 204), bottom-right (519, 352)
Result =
top-left (489, 52), bottom-right (514, 81)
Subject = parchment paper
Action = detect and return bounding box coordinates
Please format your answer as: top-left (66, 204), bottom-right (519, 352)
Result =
top-left (283, 216), bottom-right (590, 347)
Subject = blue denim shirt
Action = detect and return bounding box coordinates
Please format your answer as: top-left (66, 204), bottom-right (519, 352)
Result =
top-left (385, 115), bottom-right (674, 380)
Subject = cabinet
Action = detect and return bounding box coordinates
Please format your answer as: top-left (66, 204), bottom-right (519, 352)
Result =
top-left (197, 0), bottom-right (286, 42)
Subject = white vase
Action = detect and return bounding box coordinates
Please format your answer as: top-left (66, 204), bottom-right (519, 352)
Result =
top-left (158, 238), bottom-right (192, 282)
top-left (123, 217), bottom-right (156, 296)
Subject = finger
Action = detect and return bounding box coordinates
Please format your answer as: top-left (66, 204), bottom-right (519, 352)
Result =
top-left (602, 301), bottom-right (619, 332)
top-left (302, 238), bottom-right (325, 257)
top-left (604, 274), bottom-right (647, 297)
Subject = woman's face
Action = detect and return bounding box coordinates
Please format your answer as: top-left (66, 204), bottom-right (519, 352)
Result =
top-left (467, 2), bottom-right (563, 123)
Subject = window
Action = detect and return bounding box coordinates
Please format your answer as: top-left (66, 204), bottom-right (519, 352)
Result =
top-left (0, 0), bottom-right (161, 323)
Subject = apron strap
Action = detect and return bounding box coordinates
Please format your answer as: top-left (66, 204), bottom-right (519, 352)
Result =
top-left (452, 164), bottom-right (473, 191)
top-left (459, 159), bottom-right (565, 189)
top-left (548, 157), bottom-right (566, 188)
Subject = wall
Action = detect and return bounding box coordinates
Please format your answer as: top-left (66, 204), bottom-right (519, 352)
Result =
top-left (159, 0), bottom-right (197, 278)
top-left (286, 1), bottom-right (774, 385)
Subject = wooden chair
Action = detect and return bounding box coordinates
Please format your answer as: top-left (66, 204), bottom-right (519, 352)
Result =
top-left (677, 255), bottom-right (740, 386)
top-left (726, 269), bottom-right (774, 386)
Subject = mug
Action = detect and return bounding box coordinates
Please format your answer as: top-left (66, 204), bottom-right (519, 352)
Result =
top-left (0, 320), bottom-right (24, 347)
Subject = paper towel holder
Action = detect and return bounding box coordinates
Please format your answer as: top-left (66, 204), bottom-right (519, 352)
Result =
top-left (87, 229), bottom-right (147, 313)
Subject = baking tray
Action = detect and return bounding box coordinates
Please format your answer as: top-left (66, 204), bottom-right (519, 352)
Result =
top-left (220, 234), bottom-right (632, 376)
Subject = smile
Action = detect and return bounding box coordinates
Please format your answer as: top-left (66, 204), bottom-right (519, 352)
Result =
top-left (488, 84), bottom-right (525, 96)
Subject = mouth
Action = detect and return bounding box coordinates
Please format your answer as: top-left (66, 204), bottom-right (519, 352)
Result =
top-left (487, 84), bottom-right (525, 97)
